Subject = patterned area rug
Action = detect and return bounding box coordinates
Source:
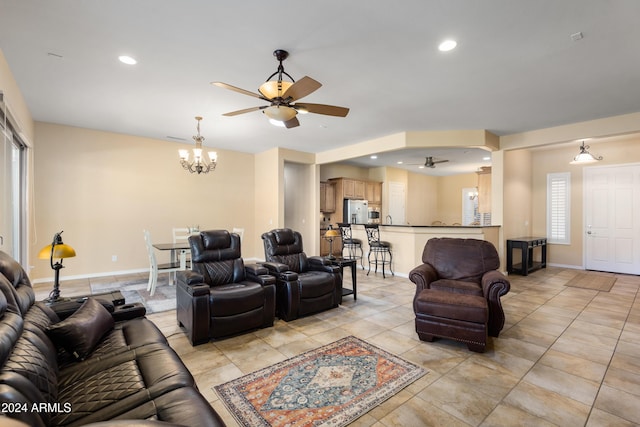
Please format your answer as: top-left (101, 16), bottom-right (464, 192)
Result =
top-left (214, 336), bottom-right (427, 427)
top-left (565, 272), bottom-right (616, 292)
top-left (90, 274), bottom-right (177, 313)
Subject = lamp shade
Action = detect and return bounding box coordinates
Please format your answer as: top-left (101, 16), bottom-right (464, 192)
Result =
top-left (263, 105), bottom-right (297, 122)
top-left (324, 229), bottom-right (340, 238)
top-left (259, 80), bottom-right (293, 99)
top-left (570, 142), bottom-right (603, 164)
top-left (38, 243), bottom-right (76, 259)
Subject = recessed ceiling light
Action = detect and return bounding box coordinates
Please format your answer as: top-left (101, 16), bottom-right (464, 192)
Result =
top-left (370, 155), bottom-right (378, 159)
top-left (483, 156), bottom-right (491, 161)
top-left (118, 55), bottom-right (137, 65)
top-left (397, 161), bottom-right (403, 164)
top-left (438, 40), bottom-right (457, 52)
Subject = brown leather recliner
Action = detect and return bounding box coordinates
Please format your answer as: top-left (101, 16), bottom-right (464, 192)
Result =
top-left (409, 238), bottom-right (510, 348)
top-left (261, 228), bottom-right (342, 321)
top-left (177, 230), bottom-right (276, 345)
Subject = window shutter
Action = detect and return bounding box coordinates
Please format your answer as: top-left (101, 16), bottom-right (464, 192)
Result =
top-left (547, 172), bottom-right (570, 244)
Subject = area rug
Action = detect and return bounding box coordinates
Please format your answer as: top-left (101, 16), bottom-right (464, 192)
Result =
top-left (214, 335), bottom-right (427, 427)
top-left (90, 274), bottom-right (176, 313)
top-left (565, 272), bottom-right (616, 292)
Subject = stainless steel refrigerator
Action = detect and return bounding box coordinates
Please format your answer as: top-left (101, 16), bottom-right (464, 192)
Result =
top-left (344, 199), bottom-right (369, 224)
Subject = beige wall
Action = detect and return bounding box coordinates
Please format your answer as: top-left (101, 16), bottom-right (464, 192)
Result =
top-left (406, 173), bottom-right (438, 225)
top-left (436, 173), bottom-right (477, 225)
top-left (503, 149), bottom-right (533, 238)
top-left (32, 122), bottom-right (256, 280)
top-left (504, 136), bottom-right (640, 268)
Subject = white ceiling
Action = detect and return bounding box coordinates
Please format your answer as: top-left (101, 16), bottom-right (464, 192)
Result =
top-left (1, 1), bottom-right (639, 175)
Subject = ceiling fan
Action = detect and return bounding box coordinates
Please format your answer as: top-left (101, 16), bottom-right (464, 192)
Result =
top-left (211, 49), bottom-right (350, 129)
top-left (409, 156), bottom-right (450, 168)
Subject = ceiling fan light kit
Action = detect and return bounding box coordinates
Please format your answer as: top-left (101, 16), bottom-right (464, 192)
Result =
top-left (212, 49), bottom-right (349, 128)
top-left (264, 105), bottom-right (297, 122)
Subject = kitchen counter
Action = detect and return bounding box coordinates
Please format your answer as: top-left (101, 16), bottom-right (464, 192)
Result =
top-left (348, 224), bottom-right (501, 276)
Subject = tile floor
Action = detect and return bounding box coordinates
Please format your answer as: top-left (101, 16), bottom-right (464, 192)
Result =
top-left (34, 267), bottom-right (640, 426)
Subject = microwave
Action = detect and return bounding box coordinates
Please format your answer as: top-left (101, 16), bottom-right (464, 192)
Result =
top-left (368, 209), bottom-right (380, 223)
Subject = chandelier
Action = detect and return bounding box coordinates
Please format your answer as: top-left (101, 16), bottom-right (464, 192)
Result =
top-left (178, 116), bottom-right (218, 174)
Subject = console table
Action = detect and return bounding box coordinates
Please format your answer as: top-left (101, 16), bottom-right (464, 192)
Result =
top-left (506, 237), bottom-right (547, 276)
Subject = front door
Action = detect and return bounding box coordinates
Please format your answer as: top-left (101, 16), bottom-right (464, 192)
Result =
top-left (584, 164), bottom-right (640, 274)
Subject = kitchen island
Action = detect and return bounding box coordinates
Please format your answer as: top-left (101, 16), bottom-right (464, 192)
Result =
top-left (349, 224), bottom-right (501, 276)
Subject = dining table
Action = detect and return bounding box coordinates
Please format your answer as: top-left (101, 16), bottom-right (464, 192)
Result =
top-left (152, 241), bottom-right (191, 271)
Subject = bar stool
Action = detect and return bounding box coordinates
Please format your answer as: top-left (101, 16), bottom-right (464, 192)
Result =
top-left (364, 224), bottom-right (393, 278)
top-left (337, 222), bottom-right (364, 268)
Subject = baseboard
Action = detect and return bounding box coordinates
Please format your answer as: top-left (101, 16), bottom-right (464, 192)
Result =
top-left (32, 268), bottom-right (149, 284)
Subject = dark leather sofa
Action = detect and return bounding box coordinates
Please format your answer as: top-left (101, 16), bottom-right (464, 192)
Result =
top-left (409, 238), bottom-right (510, 351)
top-left (0, 250), bottom-right (225, 427)
top-left (176, 230), bottom-right (276, 345)
top-left (261, 229), bottom-right (342, 321)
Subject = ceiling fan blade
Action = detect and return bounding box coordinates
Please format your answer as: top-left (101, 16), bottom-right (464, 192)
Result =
top-left (283, 117), bottom-right (300, 129)
top-left (433, 160), bottom-right (449, 164)
top-left (222, 106), bottom-right (265, 116)
top-left (282, 76), bottom-right (322, 101)
top-left (295, 103), bottom-right (350, 117)
top-left (211, 82), bottom-right (266, 100)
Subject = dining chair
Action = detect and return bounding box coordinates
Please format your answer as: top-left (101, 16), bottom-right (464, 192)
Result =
top-left (232, 227), bottom-right (245, 244)
top-left (144, 229), bottom-right (182, 296)
top-left (172, 227), bottom-right (194, 268)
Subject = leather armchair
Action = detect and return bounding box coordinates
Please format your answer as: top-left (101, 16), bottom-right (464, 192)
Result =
top-left (261, 228), bottom-right (342, 321)
top-left (177, 230), bottom-right (276, 345)
top-left (409, 238), bottom-right (510, 338)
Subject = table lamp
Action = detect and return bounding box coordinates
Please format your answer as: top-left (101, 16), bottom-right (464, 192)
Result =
top-left (324, 227), bottom-right (341, 260)
top-left (38, 231), bottom-right (76, 303)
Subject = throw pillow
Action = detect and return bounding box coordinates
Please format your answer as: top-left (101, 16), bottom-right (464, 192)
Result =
top-left (46, 297), bottom-right (114, 360)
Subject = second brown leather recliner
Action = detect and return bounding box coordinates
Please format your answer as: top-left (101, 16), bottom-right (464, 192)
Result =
top-left (177, 230), bottom-right (276, 345)
top-left (261, 228), bottom-right (342, 321)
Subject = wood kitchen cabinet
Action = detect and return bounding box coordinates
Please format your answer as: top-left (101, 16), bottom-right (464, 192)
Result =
top-left (343, 179), bottom-right (365, 199)
top-left (320, 182), bottom-right (336, 213)
top-left (366, 181), bottom-right (382, 204)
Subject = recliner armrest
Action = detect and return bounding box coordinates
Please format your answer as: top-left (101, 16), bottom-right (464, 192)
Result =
top-left (307, 256), bottom-right (340, 274)
top-left (176, 270), bottom-right (209, 296)
top-left (245, 263), bottom-right (269, 276)
top-left (409, 263), bottom-right (439, 294)
top-left (261, 261), bottom-right (290, 273)
top-left (308, 256), bottom-right (330, 266)
top-left (481, 270), bottom-right (511, 299)
top-left (177, 270), bottom-right (205, 286)
top-left (261, 262), bottom-right (299, 281)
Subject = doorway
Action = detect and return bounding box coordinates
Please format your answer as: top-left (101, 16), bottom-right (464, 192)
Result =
top-left (387, 181), bottom-right (406, 225)
top-left (584, 164), bottom-right (640, 274)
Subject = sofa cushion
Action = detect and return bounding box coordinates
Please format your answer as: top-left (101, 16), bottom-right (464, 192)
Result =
top-left (47, 298), bottom-right (114, 361)
top-left (415, 289), bottom-right (488, 324)
top-left (429, 279), bottom-right (483, 296)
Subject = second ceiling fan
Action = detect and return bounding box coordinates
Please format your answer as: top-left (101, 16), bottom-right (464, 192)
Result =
top-left (409, 156), bottom-right (450, 168)
top-left (212, 49), bottom-right (349, 128)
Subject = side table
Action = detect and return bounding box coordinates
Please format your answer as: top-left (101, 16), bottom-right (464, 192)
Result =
top-left (506, 237), bottom-right (547, 276)
top-left (329, 257), bottom-right (357, 300)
